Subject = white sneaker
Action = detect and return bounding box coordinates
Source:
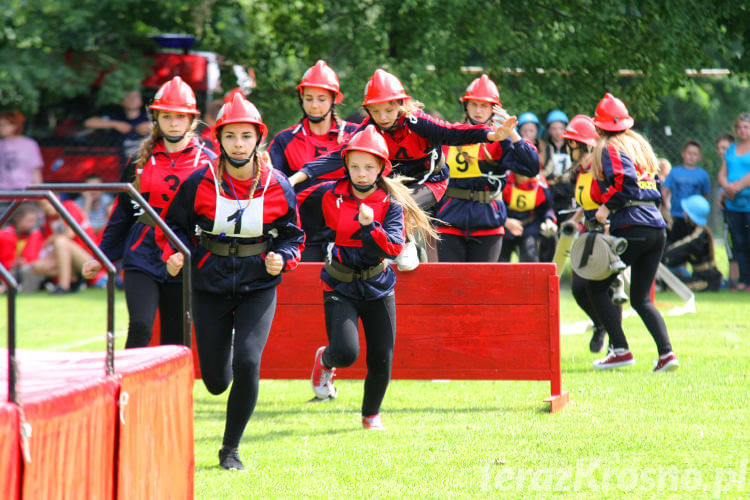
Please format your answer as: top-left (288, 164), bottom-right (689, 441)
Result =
top-left (311, 346), bottom-right (337, 400)
top-left (395, 240), bottom-right (419, 271)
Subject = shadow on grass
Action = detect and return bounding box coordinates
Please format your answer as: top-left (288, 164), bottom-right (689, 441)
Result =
top-left (194, 425), bottom-right (360, 444)
top-left (194, 401), bottom-right (553, 425)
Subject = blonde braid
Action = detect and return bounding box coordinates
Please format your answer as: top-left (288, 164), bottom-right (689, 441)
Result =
top-left (215, 155), bottom-right (226, 195)
top-left (245, 154), bottom-right (264, 208)
top-left (333, 107), bottom-right (346, 145)
top-left (132, 121), bottom-right (161, 191)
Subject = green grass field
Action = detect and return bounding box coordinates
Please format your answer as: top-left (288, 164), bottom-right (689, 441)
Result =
top-left (1, 280), bottom-right (749, 498)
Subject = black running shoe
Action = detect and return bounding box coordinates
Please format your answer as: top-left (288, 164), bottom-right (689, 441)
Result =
top-left (219, 446), bottom-right (245, 471)
top-left (589, 326), bottom-right (606, 353)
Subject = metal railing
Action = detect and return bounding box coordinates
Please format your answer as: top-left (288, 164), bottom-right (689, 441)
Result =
top-left (1, 190), bottom-right (119, 377)
top-left (24, 183), bottom-right (194, 348)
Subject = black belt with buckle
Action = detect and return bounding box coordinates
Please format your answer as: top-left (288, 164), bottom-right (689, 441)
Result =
top-left (200, 233), bottom-right (270, 257)
top-left (324, 258), bottom-right (388, 283)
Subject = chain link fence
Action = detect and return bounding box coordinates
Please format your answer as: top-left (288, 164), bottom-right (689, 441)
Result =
top-left (647, 123), bottom-right (732, 233)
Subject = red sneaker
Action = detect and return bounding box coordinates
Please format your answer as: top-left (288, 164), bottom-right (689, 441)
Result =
top-left (593, 347), bottom-right (635, 370)
top-left (362, 414), bottom-right (386, 430)
top-left (311, 346), bottom-right (336, 400)
top-left (653, 352), bottom-right (680, 372)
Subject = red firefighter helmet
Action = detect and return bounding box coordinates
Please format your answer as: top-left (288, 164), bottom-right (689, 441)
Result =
top-left (362, 69), bottom-right (410, 107)
top-left (297, 60), bottom-right (344, 104)
top-left (149, 76), bottom-right (199, 115)
top-left (342, 125), bottom-right (392, 176)
top-left (214, 93), bottom-right (268, 142)
top-left (562, 114), bottom-right (599, 147)
top-left (461, 74), bottom-right (501, 106)
top-left (223, 87), bottom-right (244, 104)
top-left (593, 93), bottom-right (634, 131)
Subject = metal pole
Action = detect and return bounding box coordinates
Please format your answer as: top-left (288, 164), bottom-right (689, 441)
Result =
top-left (27, 183), bottom-right (193, 347)
top-left (0, 263), bottom-right (18, 404)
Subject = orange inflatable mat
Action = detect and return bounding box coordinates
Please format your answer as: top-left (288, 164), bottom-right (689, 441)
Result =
top-left (1, 346), bottom-right (194, 500)
top-left (0, 401), bottom-right (20, 500)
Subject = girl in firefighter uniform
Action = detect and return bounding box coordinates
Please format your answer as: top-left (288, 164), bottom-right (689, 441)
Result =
top-left (562, 115), bottom-right (616, 353)
top-left (498, 171), bottom-right (556, 262)
top-left (297, 125), bottom-right (436, 430)
top-left (589, 93), bottom-right (679, 372)
top-left (161, 94), bottom-right (304, 470)
top-left (82, 76), bottom-right (214, 347)
top-left (288, 69), bottom-right (517, 268)
top-left (269, 60), bottom-right (358, 260)
top-left (435, 74), bottom-right (539, 262)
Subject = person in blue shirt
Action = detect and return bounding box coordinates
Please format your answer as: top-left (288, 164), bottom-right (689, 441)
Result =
top-left (662, 139), bottom-right (711, 243)
top-left (718, 113), bottom-right (750, 290)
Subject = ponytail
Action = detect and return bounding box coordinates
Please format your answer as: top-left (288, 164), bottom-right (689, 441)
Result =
top-left (377, 174), bottom-right (439, 242)
top-left (592, 129), bottom-right (658, 181)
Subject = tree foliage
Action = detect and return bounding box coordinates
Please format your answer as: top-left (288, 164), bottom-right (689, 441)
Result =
top-left (1, 0), bottom-right (747, 136)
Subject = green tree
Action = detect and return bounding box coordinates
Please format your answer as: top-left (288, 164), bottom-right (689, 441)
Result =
top-left (1, 0), bottom-right (748, 138)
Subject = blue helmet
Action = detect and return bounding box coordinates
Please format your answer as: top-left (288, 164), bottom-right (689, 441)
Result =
top-left (546, 109), bottom-right (569, 125)
top-left (681, 195), bottom-right (710, 226)
top-left (518, 112), bottom-right (540, 126)
top-left (518, 112), bottom-right (541, 138)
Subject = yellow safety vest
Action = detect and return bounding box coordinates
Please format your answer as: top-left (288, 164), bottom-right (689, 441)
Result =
top-left (575, 170), bottom-right (600, 210)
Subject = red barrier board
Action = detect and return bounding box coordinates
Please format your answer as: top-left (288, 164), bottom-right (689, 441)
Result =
top-left (265, 263), bottom-right (567, 411)
top-left (158, 262), bottom-right (567, 412)
top-left (0, 402), bottom-right (19, 500)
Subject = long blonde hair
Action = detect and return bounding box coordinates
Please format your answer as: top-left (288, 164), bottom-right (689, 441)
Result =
top-left (132, 110), bottom-right (198, 190)
top-left (376, 174), bottom-right (439, 242)
top-left (592, 129), bottom-right (659, 181)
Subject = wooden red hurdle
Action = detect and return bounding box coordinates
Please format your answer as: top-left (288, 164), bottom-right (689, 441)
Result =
top-left (154, 262), bottom-right (568, 412)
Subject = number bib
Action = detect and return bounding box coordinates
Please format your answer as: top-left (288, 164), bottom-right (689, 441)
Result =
top-left (551, 151), bottom-right (572, 177)
top-left (575, 170), bottom-right (600, 210)
top-left (140, 154), bottom-right (201, 213)
top-left (446, 145), bottom-right (483, 178)
top-left (508, 185), bottom-right (537, 212)
top-left (207, 165), bottom-right (269, 238)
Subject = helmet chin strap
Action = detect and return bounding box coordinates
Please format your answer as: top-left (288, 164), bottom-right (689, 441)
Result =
top-left (352, 182), bottom-right (376, 193)
top-left (220, 144), bottom-right (256, 168)
top-left (366, 110), bottom-right (401, 133)
top-left (154, 118), bottom-right (190, 144)
top-left (348, 170), bottom-right (383, 193)
top-left (305, 106), bottom-right (333, 124)
top-left (464, 107), bottom-right (492, 126)
top-left (163, 133), bottom-right (186, 144)
top-left (298, 95), bottom-right (334, 124)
